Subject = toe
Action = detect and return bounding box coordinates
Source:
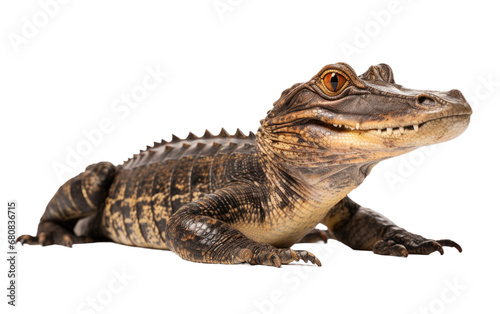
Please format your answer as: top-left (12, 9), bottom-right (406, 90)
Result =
top-left (277, 249), bottom-right (300, 264)
top-left (249, 250), bottom-right (282, 267)
top-left (409, 240), bottom-right (444, 255)
top-left (38, 233), bottom-right (50, 246)
top-left (269, 253), bottom-right (282, 268)
top-left (373, 240), bottom-right (409, 257)
top-left (233, 248), bottom-right (252, 264)
top-left (16, 235), bottom-right (38, 245)
top-left (62, 234), bottom-right (73, 248)
top-left (379, 229), bottom-right (462, 256)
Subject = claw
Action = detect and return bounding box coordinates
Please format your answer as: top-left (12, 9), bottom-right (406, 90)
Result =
top-left (289, 250), bottom-right (299, 262)
top-left (16, 235), bottom-right (37, 246)
top-left (313, 256), bottom-right (322, 267)
top-left (434, 242), bottom-right (444, 255)
top-left (399, 246), bottom-right (409, 258)
top-left (270, 253), bottom-right (281, 268)
top-left (436, 239), bottom-right (462, 253)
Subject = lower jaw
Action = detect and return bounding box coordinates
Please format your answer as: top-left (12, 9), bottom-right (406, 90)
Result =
top-left (365, 115), bottom-right (471, 145)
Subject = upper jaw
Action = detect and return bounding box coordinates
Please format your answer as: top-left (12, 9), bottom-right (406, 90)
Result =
top-left (315, 86), bottom-right (472, 132)
top-left (352, 82), bottom-right (473, 130)
top-left (263, 106), bottom-right (471, 134)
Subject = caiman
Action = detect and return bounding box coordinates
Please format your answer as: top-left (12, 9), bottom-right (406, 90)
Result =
top-left (18, 63), bottom-right (472, 267)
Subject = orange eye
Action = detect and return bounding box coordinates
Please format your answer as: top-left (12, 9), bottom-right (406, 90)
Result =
top-left (322, 72), bottom-right (347, 94)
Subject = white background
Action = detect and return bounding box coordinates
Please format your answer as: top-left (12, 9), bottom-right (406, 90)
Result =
top-left (1, 1), bottom-right (499, 313)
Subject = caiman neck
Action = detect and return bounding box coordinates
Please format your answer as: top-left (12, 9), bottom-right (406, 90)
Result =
top-left (255, 127), bottom-right (377, 209)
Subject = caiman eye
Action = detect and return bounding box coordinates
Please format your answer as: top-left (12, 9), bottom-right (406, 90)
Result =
top-left (321, 71), bottom-right (347, 95)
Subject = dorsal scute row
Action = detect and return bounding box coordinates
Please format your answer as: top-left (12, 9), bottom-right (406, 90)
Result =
top-left (121, 128), bottom-right (257, 168)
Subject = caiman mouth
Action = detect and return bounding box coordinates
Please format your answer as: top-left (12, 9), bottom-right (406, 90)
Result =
top-left (314, 119), bottom-right (424, 135)
top-left (309, 113), bottom-right (471, 138)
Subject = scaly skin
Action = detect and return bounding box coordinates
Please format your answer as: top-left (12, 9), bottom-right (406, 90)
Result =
top-left (18, 63), bottom-right (471, 267)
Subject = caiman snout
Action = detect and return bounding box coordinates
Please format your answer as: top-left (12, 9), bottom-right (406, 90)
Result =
top-left (415, 89), bottom-right (471, 116)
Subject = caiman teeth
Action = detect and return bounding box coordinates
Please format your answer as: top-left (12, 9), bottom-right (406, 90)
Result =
top-left (333, 123), bottom-right (356, 130)
top-left (372, 123), bottom-right (422, 136)
top-left (330, 122), bottom-right (422, 135)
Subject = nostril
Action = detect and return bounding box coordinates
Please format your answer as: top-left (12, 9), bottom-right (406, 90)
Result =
top-left (417, 95), bottom-right (436, 107)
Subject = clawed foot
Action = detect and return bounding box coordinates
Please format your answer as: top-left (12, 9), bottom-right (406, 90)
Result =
top-left (233, 246), bottom-right (322, 267)
top-left (373, 228), bottom-right (462, 257)
top-left (17, 222), bottom-right (92, 248)
top-left (17, 233), bottom-right (92, 248)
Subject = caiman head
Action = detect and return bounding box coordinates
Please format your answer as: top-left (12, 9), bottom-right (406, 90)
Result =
top-left (257, 63), bottom-right (472, 177)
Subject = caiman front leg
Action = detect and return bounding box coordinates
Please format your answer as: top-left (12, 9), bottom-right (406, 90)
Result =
top-left (322, 197), bottom-right (462, 257)
top-left (166, 184), bottom-right (321, 267)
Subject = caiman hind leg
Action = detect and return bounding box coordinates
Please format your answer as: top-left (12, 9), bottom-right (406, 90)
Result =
top-left (322, 197), bottom-right (462, 256)
top-left (297, 229), bottom-right (333, 244)
top-left (17, 162), bottom-right (116, 247)
top-left (166, 185), bottom-right (321, 267)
